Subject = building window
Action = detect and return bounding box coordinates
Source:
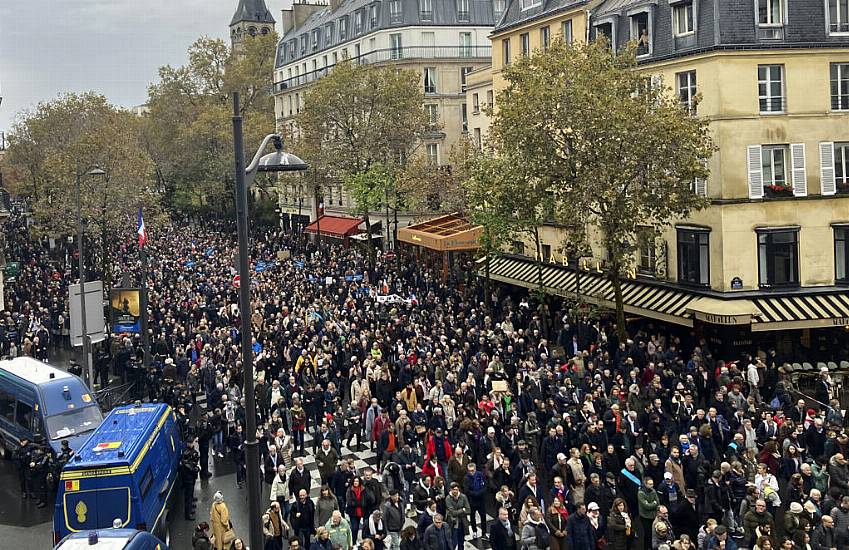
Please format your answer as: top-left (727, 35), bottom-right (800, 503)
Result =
top-left (761, 145), bottom-right (788, 192)
top-left (519, 0), bottom-right (541, 10)
top-left (461, 66), bottom-right (472, 91)
top-left (457, 0), bottom-right (470, 21)
top-left (520, 33), bottom-right (530, 56)
top-left (462, 103), bottom-right (468, 133)
top-left (369, 4), bottom-right (378, 28)
top-left (494, 0), bottom-right (506, 17)
top-left (474, 128), bottom-right (482, 149)
top-left (355, 11), bottom-right (364, 34)
top-left (630, 12), bottom-right (650, 56)
top-left (677, 70), bottom-right (697, 114)
top-left (300, 35), bottom-right (307, 55)
top-left (390, 33), bottom-right (403, 59)
top-left (390, 0), bottom-right (402, 22)
top-left (757, 228), bottom-right (799, 288)
top-left (677, 228), bottom-right (710, 286)
top-left (835, 142), bottom-right (849, 193)
top-left (540, 26), bottom-right (550, 49)
top-left (486, 89), bottom-right (493, 108)
top-left (424, 67), bottom-right (437, 93)
top-left (758, 64), bottom-right (784, 113)
top-left (339, 17), bottom-right (348, 40)
top-left (426, 143), bottom-right (439, 165)
top-left (472, 93), bottom-right (480, 113)
top-left (326, 24), bottom-right (334, 46)
top-left (420, 0), bottom-right (433, 20)
top-left (830, 0), bottom-right (849, 33)
top-left (502, 38), bottom-right (511, 65)
top-left (288, 96), bottom-right (293, 116)
top-left (425, 104), bottom-right (439, 128)
top-left (354, 44), bottom-right (361, 59)
top-left (836, 226), bottom-right (849, 282)
top-left (638, 230), bottom-right (657, 275)
top-left (756, 0), bottom-right (784, 39)
top-left (562, 19), bottom-right (573, 44)
top-left (312, 30), bottom-right (319, 51)
top-left (595, 22), bottom-right (614, 49)
top-left (459, 32), bottom-right (472, 57)
top-left (831, 63), bottom-right (849, 111)
top-left (673, 1), bottom-right (695, 36)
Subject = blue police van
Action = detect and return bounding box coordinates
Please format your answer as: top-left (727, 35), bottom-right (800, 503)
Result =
top-left (54, 403), bottom-right (183, 545)
top-left (54, 528), bottom-right (168, 550)
top-left (0, 357), bottom-right (102, 456)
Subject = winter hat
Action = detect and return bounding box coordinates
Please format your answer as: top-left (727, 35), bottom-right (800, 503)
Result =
top-left (789, 502), bottom-right (803, 514)
top-left (213, 491), bottom-right (224, 503)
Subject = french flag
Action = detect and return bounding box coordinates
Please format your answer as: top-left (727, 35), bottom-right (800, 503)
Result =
top-left (137, 208), bottom-right (147, 248)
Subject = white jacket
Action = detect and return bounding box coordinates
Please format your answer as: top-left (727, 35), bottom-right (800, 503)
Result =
top-left (270, 473), bottom-right (291, 502)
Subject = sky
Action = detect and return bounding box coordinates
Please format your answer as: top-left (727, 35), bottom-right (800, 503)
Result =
top-left (0, 0), bottom-right (289, 135)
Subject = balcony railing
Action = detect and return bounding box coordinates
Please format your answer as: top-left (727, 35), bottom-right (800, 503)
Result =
top-left (273, 45), bottom-right (492, 92)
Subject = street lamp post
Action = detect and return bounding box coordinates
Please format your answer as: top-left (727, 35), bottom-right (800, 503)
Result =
top-left (231, 91), bottom-right (308, 550)
top-left (75, 162), bottom-right (106, 389)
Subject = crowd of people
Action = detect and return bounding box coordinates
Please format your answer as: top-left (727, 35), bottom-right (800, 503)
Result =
top-left (3, 205), bottom-right (849, 550)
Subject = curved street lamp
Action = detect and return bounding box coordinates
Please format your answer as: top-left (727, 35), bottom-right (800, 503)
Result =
top-left (231, 91), bottom-right (308, 550)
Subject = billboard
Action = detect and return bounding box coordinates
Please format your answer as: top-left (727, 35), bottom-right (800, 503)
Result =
top-left (110, 288), bottom-right (141, 334)
top-left (69, 281), bottom-right (106, 347)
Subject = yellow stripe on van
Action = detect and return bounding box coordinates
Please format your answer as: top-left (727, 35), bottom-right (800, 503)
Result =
top-left (130, 406), bottom-right (171, 473)
top-left (60, 467), bottom-right (132, 480)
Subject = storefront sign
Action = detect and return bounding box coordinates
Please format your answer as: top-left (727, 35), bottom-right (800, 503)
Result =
top-left (694, 311), bottom-right (751, 325)
top-left (533, 251), bottom-right (637, 280)
top-left (831, 318), bottom-right (849, 326)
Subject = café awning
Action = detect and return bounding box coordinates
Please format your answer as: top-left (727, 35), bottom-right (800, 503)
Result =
top-left (482, 255), bottom-right (699, 326)
top-left (751, 292), bottom-right (849, 331)
top-left (397, 214), bottom-right (482, 252)
top-left (304, 215), bottom-right (363, 238)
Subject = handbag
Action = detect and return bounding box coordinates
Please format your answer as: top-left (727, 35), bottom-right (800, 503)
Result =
top-left (222, 524), bottom-right (237, 547)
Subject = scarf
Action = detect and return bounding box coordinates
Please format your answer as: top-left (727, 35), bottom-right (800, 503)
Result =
top-left (353, 486), bottom-right (364, 518)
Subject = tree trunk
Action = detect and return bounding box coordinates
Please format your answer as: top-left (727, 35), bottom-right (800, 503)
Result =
top-left (610, 268), bottom-right (627, 342)
top-left (365, 213), bottom-right (375, 271)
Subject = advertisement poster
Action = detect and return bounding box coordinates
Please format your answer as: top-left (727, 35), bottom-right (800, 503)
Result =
top-left (110, 288), bottom-right (141, 333)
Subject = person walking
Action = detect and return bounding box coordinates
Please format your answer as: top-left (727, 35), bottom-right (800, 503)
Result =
top-left (423, 513), bottom-right (453, 550)
top-left (326, 510), bottom-right (354, 550)
top-left (383, 490), bottom-right (406, 550)
top-left (210, 491), bottom-right (235, 550)
top-left (445, 482), bottom-right (471, 549)
top-left (290, 488), bottom-right (316, 548)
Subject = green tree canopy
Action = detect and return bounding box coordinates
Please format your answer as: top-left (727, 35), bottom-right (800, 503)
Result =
top-left (486, 39), bottom-right (714, 337)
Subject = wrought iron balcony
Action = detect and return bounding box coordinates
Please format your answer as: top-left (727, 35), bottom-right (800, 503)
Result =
top-left (273, 45), bottom-right (492, 93)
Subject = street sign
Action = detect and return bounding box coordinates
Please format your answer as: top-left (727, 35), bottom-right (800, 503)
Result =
top-left (233, 274), bottom-right (241, 289)
top-left (69, 281), bottom-right (106, 347)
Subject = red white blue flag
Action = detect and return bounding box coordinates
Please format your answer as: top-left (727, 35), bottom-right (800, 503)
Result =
top-left (137, 208), bottom-right (147, 248)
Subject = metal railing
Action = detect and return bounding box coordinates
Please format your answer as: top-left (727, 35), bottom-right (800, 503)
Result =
top-left (273, 45), bottom-right (491, 92)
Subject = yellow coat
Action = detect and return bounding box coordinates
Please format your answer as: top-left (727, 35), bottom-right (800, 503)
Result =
top-left (210, 501), bottom-right (232, 550)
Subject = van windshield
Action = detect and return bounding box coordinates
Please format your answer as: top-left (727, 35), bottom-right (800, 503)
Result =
top-left (46, 406), bottom-right (102, 440)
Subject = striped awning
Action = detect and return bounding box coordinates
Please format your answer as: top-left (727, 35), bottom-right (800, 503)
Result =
top-left (751, 293), bottom-right (849, 331)
top-left (482, 256), bottom-right (699, 326)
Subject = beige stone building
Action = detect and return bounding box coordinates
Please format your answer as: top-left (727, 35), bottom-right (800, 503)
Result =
top-left (271, 0), bottom-right (497, 234)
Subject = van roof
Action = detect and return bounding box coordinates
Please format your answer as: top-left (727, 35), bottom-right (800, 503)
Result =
top-left (69, 403), bottom-right (172, 469)
top-left (0, 357), bottom-right (72, 385)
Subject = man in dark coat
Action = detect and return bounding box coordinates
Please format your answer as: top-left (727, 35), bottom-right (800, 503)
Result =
top-left (489, 507), bottom-right (518, 550)
top-left (289, 488), bottom-right (316, 547)
top-left (566, 504), bottom-right (596, 550)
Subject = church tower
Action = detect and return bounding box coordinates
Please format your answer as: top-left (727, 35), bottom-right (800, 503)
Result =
top-left (230, 0), bottom-right (276, 48)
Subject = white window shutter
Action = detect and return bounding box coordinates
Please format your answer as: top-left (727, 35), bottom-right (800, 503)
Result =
top-left (694, 177), bottom-right (707, 197)
top-left (790, 143), bottom-right (807, 197)
top-left (747, 145), bottom-right (764, 199)
top-left (821, 142), bottom-right (836, 196)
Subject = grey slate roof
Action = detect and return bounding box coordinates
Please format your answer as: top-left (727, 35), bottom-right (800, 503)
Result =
top-left (276, 0), bottom-right (496, 66)
top-left (493, 0), bottom-right (590, 34)
top-left (231, 0), bottom-right (276, 26)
